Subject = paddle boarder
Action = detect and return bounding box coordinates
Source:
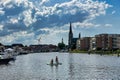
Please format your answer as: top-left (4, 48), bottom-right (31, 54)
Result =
top-left (50, 59), bottom-right (53, 65)
top-left (55, 56), bottom-right (59, 64)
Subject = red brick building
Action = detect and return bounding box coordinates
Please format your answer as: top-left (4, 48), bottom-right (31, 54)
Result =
top-left (80, 37), bottom-right (90, 50)
top-left (95, 34), bottom-right (108, 50)
top-left (95, 34), bottom-right (120, 50)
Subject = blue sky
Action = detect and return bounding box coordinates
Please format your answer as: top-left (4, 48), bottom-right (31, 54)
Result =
top-left (0, 0), bottom-right (120, 45)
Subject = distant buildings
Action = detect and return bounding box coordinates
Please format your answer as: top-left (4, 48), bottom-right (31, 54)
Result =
top-left (90, 37), bottom-right (96, 50)
top-left (0, 43), bottom-right (58, 53)
top-left (68, 23), bottom-right (120, 51)
top-left (29, 44), bottom-right (58, 52)
top-left (95, 34), bottom-right (120, 50)
top-left (0, 43), bottom-right (4, 52)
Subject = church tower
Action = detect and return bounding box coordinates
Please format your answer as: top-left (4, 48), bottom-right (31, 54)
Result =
top-left (62, 38), bottom-right (64, 44)
top-left (68, 22), bottom-right (73, 50)
top-left (79, 33), bottom-right (81, 39)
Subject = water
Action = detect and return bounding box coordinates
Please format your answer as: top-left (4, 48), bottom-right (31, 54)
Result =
top-left (0, 52), bottom-right (120, 80)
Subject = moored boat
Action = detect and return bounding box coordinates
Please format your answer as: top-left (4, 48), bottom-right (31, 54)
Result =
top-left (0, 57), bottom-right (15, 64)
top-left (0, 48), bottom-right (16, 64)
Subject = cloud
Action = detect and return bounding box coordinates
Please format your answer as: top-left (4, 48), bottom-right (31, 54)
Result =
top-left (9, 18), bottom-right (18, 24)
top-left (32, 0), bottom-right (111, 30)
top-left (0, 25), bottom-right (3, 31)
top-left (112, 11), bottom-right (116, 14)
top-left (0, 0), bottom-right (112, 45)
top-left (73, 22), bottom-right (94, 28)
top-left (72, 22), bottom-right (102, 28)
top-left (0, 31), bottom-right (35, 45)
top-left (72, 22), bottom-right (112, 28)
top-left (104, 24), bottom-right (112, 27)
top-left (40, 0), bottom-right (49, 5)
top-left (40, 27), bottom-right (68, 34)
top-left (23, 9), bottom-right (36, 27)
top-left (37, 27), bottom-right (69, 44)
top-left (0, 8), bottom-right (5, 15)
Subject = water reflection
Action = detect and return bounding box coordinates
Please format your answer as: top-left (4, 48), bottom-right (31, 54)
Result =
top-left (68, 53), bottom-right (75, 79)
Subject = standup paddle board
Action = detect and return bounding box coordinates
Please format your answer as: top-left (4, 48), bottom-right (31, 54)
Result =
top-left (47, 63), bottom-right (62, 66)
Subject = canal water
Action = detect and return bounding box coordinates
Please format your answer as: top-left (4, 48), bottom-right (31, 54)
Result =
top-left (0, 52), bottom-right (120, 80)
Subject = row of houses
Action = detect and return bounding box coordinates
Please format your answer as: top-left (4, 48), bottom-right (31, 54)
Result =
top-left (0, 43), bottom-right (58, 53)
top-left (0, 43), bottom-right (30, 52)
top-left (76, 34), bottom-right (120, 51)
top-left (29, 44), bottom-right (58, 52)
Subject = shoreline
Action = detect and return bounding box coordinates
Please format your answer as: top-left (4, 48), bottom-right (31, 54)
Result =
top-left (69, 50), bottom-right (120, 57)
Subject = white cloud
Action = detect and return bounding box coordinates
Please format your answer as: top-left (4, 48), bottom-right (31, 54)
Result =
top-left (105, 24), bottom-right (112, 27)
top-left (38, 26), bottom-right (69, 44)
top-left (73, 22), bottom-right (102, 28)
top-left (23, 9), bottom-right (36, 27)
top-left (35, 0), bottom-right (111, 18)
top-left (23, 1), bottom-right (34, 9)
top-left (14, 0), bottom-right (28, 6)
top-left (0, 35), bottom-right (15, 43)
top-left (1, 0), bottom-right (111, 26)
top-left (73, 22), bottom-right (112, 28)
top-left (40, 27), bottom-right (68, 34)
top-left (0, 8), bottom-right (5, 15)
top-left (10, 18), bottom-right (18, 24)
top-left (83, 1), bottom-right (112, 20)
top-left (0, 0), bottom-right (29, 8)
top-left (0, 0), bottom-right (113, 45)
top-left (94, 24), bottom-right (101, 27)
top-left (0, 25), bottom-right (4, 31)
top-left (112, 11), bottom-right (116, 14)
top-left (0, 0), bottom-right (14, 9)
top-left (40, 0), bottom-right (49, 5)
top-left (0, 31), bottom-right (35, 45)
top-left (73, 22), bottom-right (94, 28)
top-left (1, 0), bottom-right (12, 6)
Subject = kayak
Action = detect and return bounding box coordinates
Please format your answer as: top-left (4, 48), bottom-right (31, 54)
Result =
top-left (47, 63), bottom-right (62, 66)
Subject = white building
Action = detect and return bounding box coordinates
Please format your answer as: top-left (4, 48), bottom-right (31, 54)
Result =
top-left (76, 39), bottom-right (80, 50)
top-left (90, 37), bottom-right (96, 50)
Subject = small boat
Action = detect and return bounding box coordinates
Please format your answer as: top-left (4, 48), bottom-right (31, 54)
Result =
top-left (0, 57), bottom-right (15, 64)
top-left (0, 48), bottom-right (16, 64)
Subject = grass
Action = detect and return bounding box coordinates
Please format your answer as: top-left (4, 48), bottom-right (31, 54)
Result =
top-left (70, 49), bottom-right (88, 53)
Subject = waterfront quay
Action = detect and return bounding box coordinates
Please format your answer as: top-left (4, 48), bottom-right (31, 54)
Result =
top-left (0, 52), bottom-right (120, 80)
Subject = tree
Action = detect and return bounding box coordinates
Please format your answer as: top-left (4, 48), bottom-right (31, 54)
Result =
top-left (58, 43), bottom-right (65, 50)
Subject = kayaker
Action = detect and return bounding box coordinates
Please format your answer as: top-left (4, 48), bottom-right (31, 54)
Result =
top-left (55, 56), bottom-right (59, 64)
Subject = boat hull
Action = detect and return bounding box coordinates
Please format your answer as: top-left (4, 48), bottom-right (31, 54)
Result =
top-left (0, 58), bottom-right (15, 64)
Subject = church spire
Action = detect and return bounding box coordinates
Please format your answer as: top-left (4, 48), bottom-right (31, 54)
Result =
top-left (68, 22), bottom-right (73, 50)
top-left (62, 38), bottom-right (64, 44)
top-left (70, 22), bottom-right (72, 33)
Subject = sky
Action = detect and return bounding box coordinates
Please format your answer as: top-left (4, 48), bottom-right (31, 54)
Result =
top-left (0, 0), bottom-right (120, 45)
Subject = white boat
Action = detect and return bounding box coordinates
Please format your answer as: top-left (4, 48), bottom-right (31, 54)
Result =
top-left (0, 48), bottom-right (16, 64)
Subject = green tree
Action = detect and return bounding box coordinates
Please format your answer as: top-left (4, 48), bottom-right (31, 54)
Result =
top-left (58, 43), bottom-right (65, 50)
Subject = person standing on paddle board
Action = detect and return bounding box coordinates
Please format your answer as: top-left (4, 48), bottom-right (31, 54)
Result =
top-left (50, 59), bottom-right (53, 65)
top-left (55, 56), bottom-right (59, 64)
